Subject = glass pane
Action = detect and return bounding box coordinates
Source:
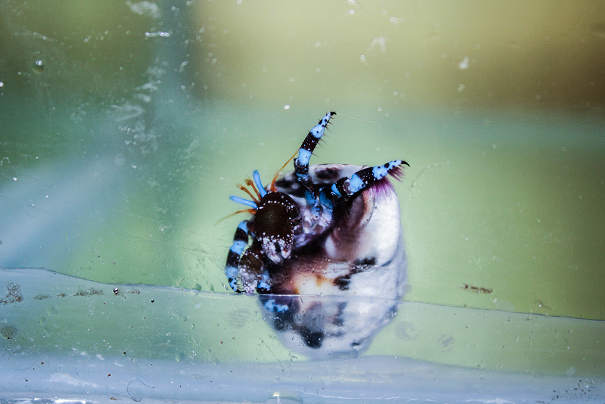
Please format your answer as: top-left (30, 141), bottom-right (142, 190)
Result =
top-left (1, 1), bottom-right (604, 401)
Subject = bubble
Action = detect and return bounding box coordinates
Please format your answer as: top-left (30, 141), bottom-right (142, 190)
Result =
top-left (0, 81), bottom-right (4, 88)
top-left (33, 59), bottom-right (44, 73)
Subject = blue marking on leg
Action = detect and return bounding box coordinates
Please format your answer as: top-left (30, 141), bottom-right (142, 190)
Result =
top-left (319, 189), bottom-right (333, 211)
top-left (372, 165), bottom-right (388, 179)
top-left (237, 221), bottom-right (248, 232)
top-left (347, 174), bottom-right (365, 194)
top-left (225, 265), bottom-right (239, 291)
top-left (309, 112), bottom-right (333, 138)
top-left (230, 240), bottom-right (247, 254)
top-left (330, 183), bottom-right (342, 198)
top-left (372, 160), bottom-right (403, 180)
top-left (305, 190), bottom-right (320, 215)
top-left (297, 148), bottom-right (312, 166)
top-left (253, 170), bottom-right (267, 197)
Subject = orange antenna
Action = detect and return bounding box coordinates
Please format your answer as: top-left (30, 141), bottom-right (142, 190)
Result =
top-left (237, 184), bottom-right (259, 203)
top-left (244, 178), bottom-right (262, 199)
top-left (215, 208), bottom-right (256, 225)
top-left (270, 150), bottom-right (297, 192)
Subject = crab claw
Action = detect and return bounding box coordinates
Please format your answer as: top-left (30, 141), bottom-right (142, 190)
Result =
top-left (261, 234), bottom-right (294, 264)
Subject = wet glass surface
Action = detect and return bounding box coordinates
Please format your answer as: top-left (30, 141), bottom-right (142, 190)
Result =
top-left (1, 2), bottom-right (604, 399)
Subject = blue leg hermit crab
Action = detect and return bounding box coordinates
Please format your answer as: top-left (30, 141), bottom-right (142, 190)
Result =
top-left (224, 112), bottom-right (409, 357)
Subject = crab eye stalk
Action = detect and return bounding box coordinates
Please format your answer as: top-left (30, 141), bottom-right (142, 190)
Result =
top-left (229, 195), bottom-right (258, 209)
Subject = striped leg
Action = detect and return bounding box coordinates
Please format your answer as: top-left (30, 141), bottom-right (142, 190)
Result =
top-left (329, 160), bottom-right (409, 200)
top-left (294, 112), bottom-right (336, 189)
top-left (225, 220), bottom-right (250, 292)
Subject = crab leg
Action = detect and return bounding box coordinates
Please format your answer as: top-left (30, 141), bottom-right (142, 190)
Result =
top-left (329, 160), bottom-right (409, 199)
top-left (294, 112), bottom-right (336, 188)
top-left (225, 220), bottom-right (250, 292)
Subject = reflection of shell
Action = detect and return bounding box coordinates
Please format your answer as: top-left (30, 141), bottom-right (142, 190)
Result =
top-left (259, 164), bottom-right (407, 358)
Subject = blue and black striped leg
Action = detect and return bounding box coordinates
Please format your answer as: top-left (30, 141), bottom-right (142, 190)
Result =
top-left (329, 160), bottom-right (409, 200)
top-left (225, 220), bottom-right (250, 293)
top-left (294, 112), bottom-right (336, 190)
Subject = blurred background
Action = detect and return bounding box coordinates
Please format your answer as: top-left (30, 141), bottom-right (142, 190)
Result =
top-left (1, 0), bottom-right (604, 324)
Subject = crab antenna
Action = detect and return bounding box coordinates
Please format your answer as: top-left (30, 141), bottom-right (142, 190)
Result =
top-left (270, 150), bottom-right (298, 192)
top-left (215, 209), bottom-right (256, 224)
top-left (244, 178), bottom-right (262, 199)
top-left (229, 195), bottom-right (258, 209)
top-left (252, 170), bottom-right (267, 198)
top-left (237, 184), bottom-right (259, 203)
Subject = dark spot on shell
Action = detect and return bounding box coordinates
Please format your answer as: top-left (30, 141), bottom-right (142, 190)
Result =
top-left (300, 328), bottom-right (324, 348)
top-left (334, 275), bottom-right (351, 290)
top-left (315, 167), bottom-right (340, 180)
top-left (353, 257), bottom-right (376, 267)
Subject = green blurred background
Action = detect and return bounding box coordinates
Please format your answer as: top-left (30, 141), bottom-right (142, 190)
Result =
top-left (1, 0), bottom-right (604, 322)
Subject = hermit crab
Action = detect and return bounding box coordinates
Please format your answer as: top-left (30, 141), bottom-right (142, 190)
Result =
top-left (224, 112), bottom-right (409, 356)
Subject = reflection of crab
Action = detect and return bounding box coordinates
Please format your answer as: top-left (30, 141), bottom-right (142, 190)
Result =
top-left (225, 112), bottom-right (409, 296)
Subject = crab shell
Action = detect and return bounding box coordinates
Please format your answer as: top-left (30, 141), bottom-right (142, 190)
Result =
top-left (259, 164), bottom-right (407, 358)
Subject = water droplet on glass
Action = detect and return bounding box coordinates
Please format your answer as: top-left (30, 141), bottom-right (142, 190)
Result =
top-left (33, 59), bottom-right (44, 73)
top-left (458, 56), bottom-right (469, 70)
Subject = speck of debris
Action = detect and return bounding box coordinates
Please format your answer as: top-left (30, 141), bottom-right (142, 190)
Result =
top-left (73, 288), bottom-right (104, 297)
top-left (57, 292), bottom-right (66, 298)
top-left (461, 283), bottom-right (493, 294)
top-left (1, 282), bottom-right (23, 304)
top-left (34, 294), bottom-right (50, 300)
top-left (150, 299), bottom-right (155, 303)
top-left (1, 325), bottom-right (17, 340)
top-left (107, 373), bottom-right (111, 377)
top-left (128, 289), bottom-right (141, 295)
top-left (113, 288), bottom-right (119, 295)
